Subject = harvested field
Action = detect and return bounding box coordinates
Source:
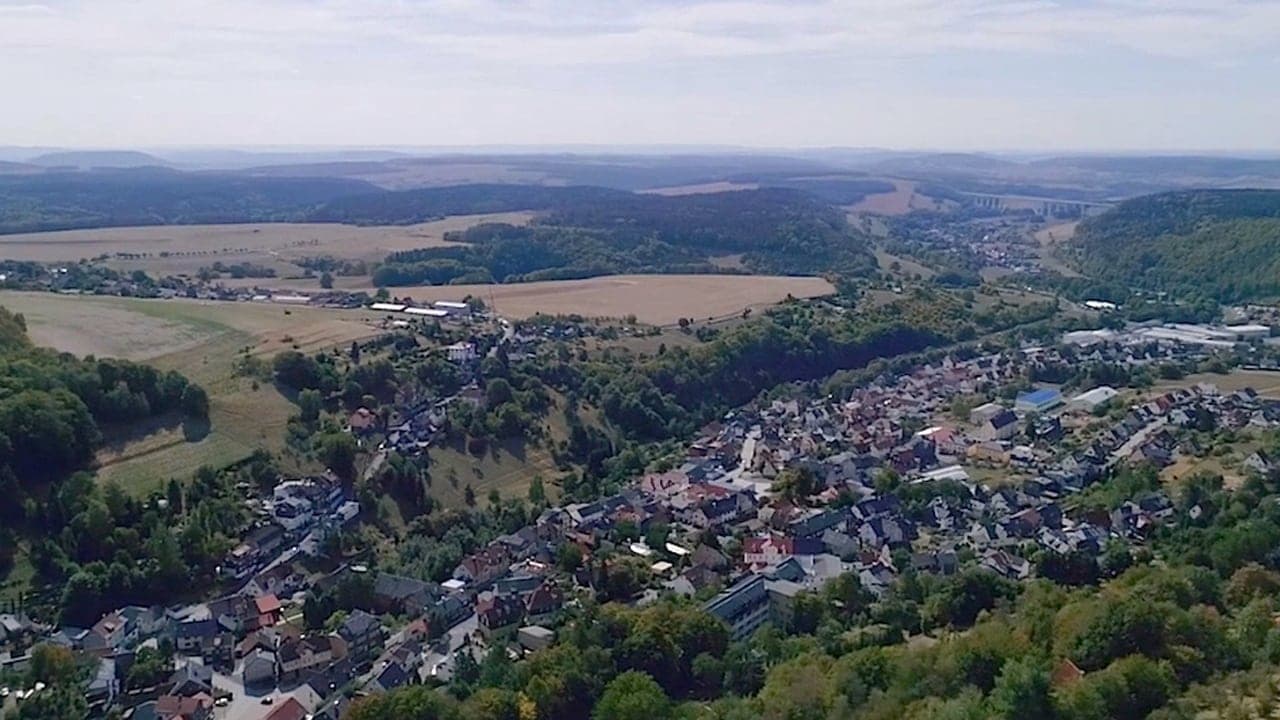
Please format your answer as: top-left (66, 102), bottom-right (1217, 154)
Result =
top-left (1155, 369), bottom-right (1280, 399)
top-left (1034, 221), bottom-right (1080, 246)
top-left (640, 181), bottom-right (758, 196)
top-left (0, 212), bottom-right (536, 274)
top-left (847, 180), bottom-right (948, 216)
top-left (0, 291), bottom-right (387, 493)
top-left (379, 274), bottom-right (836, 326)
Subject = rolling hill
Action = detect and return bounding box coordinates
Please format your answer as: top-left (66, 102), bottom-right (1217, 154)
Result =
top-left (1066, 189), bottom-right (1280, 302)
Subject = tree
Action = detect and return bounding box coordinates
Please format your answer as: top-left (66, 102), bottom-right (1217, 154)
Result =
top-left (772, 467), bottom-right (819, 505)
top-left (316, 432), bottom-right (358, 478)
top-left (15, 684), bottom-right (89, 720)
top-left (180, 384), bottom-right (209, 418)
top-left (528, 477), bottom-right (547, 506)
top-left (126, 646), bottom-right (171, 690)
top-left (27, 644), bottom-right (78, 685)
top-left (464, 484), bottom-right (476, 506)
top-left (344, 685), bottom-right (461, 720)
top-left (593, 671), bottom-right (672, 720)
top-left (298, 389), bottom-right (323, 424)
top-left (320, 271), bottom-right (334, 289)
top-left (558, 543), bottom-right (584, 573)
top-left (988, 657), bottom-right (1053, 719)
top-left (464, 688), bottom-right (521, 720)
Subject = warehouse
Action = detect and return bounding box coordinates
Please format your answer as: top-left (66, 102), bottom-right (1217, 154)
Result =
top-left (433, 300), bottom-right (471, 316)
top-left (1015, 387), bottom-right (1064, 414)
top-left (404, 307), bottom-right (449, 318)
top-left (369, 302), bottom-right (407, 312)
top-left (1070, 386), bottom-right (1119, 412)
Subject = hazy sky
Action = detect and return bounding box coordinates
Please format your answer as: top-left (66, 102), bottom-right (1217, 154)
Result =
top-left (3, 0), bottom-right (1278, 151)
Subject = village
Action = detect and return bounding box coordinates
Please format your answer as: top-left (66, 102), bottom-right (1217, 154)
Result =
top-left (4, 319), bottom-right (1280, 720)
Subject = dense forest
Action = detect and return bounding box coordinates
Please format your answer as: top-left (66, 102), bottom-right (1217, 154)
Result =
top-left (370, 187), bottom-right (877, 285)
top-left (1066, 189), bottom-right (1280, 303)
top-left (373, 224), bottom-right (721, 286)
top-left (0, 169), bottom-right (378, 234)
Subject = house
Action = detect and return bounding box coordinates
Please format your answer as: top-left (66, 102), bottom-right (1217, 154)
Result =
top-left (372, 573), bottom-right (434, 616)
top-left (666, 566), bottom-right (722, 597)
top-left (280, 635), bottom-right (346, 681)
top-left (1051, 658), bottom-right (1085, 688)
top-left (743, 534), bottom-right (822, 567)
top-left (337, 611), bottom-right (384, 664)
top-left (254, 594), bottom-right (284, 629)
top-left (691, 545), bottom-right (730, 572)
top-left (981, 550), bottom-right (1031, 580)
top-left (370, 659), bottom-right (413, 694)
top-left (453, 545), bottom-right (512, 588)
top-left (476, 592), bottom-right (524, 637)
top-left (975, 409), bottom-right (1020, 442)
top-left (1245, 451), bottom-right (1277, 477)
top-left (175, 618), bottom-right (219, 654)
top-left (262, 697), bottom-right (310, 720)
top-left (0, 614), bottom-right (31, 642)
top-left (969, 402), bottom-right (1007, 426)
top-left (704, 574), bottom-right (771, 641)
top-left (444, 342), bottom-right (478, 363)
top-left (85, 612), bottom-right (130, 655)
top-left (169, 661), bottom-right (215, 698)
top-left (517, 626), bottom-right (556, 652)
top-left (242, 648), bottom-right (277, 686)
top-left (683, 491), bottom-right (757, 529)
top-left (348, 408), bottom-right (377, 435)
top-left (524, 584), bottom-right (564, 624)
top-left (155, 693), bottom-right (214, 720)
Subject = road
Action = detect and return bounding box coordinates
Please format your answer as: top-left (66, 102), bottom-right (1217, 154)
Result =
top-left (1109, 418), bottom-right (1168, 468)
top-left (487, 318), bottom-right (513, 359)
top-left (420, 613), bottom-right (478, 682)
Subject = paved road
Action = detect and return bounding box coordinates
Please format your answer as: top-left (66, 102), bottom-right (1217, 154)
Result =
top-left (421, 613), bottom-right (478, 682)
top-left (1109, 418), bottom-right (1168, 468)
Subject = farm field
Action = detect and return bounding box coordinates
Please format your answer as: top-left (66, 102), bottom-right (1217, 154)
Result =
top-left (0, 291), bottom-right (387, 494)
top-left (1155, 369), bottom-right (1280, 399)
top-left (846, 179), bottom-right (950, 216)
top-left (640, 181), bottom-right (758, 196)
top-left (0, 212), bottom-right (536, 277)
top-left (366, 274), bottom-right (836, 326)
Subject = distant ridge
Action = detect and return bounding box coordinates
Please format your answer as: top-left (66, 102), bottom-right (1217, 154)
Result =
top-left (27, 150), bottom-right (170, 169)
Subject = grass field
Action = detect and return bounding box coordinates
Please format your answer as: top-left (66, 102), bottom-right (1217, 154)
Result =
top-left (363, 274), bottom-right (836, 326)
top-left (0, 212), bottom-right (536, 278)
top-left (0, 291), bottom-right (388, 494)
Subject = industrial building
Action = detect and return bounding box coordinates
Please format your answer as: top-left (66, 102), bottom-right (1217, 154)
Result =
top-left (1015, 387), bottom-right (1064, 414)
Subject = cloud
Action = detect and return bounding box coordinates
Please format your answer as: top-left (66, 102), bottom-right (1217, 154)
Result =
top-left (2, 0), bottom-right (1276, 65)
top-left (0, 0), bottom-right (1276, 147)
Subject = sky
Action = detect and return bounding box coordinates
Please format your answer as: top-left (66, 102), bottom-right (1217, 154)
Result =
top-left (2, 0), bottom-right (1278, 151)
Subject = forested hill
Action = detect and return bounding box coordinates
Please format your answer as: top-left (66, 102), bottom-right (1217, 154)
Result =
top-left (1067, 189), bottom-right (1280, 303)
top-left (0, 168), bottom-right (379, 234)
top-left (368, 186), bottom-right (876, 284)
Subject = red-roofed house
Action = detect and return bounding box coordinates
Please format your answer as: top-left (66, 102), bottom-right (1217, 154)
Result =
top-left (743, 535), bottom-right (796, 567)
top-left (260, 697), bottom-right (309, 720)
top-left (254, 594), bottom-right (283, 629)
top-left (156, 692), bottom-right (214, 720)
